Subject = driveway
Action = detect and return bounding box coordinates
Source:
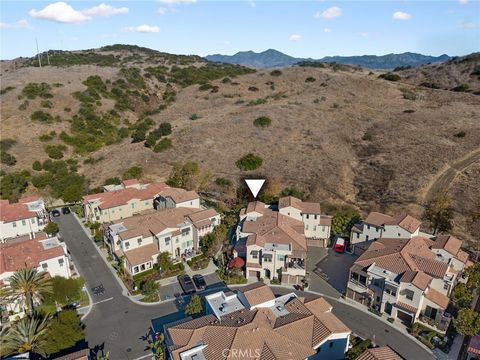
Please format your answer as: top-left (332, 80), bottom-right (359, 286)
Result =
top-left (314, 248), bottom-right (358, 294)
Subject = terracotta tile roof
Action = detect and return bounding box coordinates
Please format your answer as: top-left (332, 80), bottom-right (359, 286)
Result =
top-left (354, 237), bottom-right (448, 279)
top-left (425, 288), bottom-right (450, 309)
top-left (239, 282), bottom-right (275, 307)
top-left (123, 243), bottom-right (158, 266)
top-left (243, 207), bottom-right (306, 252)
top-left (82, 182), bottom-right (168, 209)
top-left (166, 292), bottom-right (350, 360)
top-left (0, 201), bottom-right (37, 222)
top-left (456, 250), bottom-right (469, 263)
top-left (319, 216), bottom-right (332, 226)
top-left (400, 271), bottom-right (432, 291)
top-left (244, 200), bottom-right (267, 215)
top-left (364, 212), bottom-right (421, 233)
top-left (187, 208), bottom-right (219, 223)
top-left (467, 334), bottom-right (480, 355)
top-left (431, 235), bottom-right (462, 256)
top-left (160, 188), bottom-right (199, 203)
top-left (18, 196), bottom-right (41, 204)
top-left (357, 346), bottom-right (403, 360)
top-left (0, 236), bottom-right (65, 273)
top-left (278, 196), bottom-right (321, 215)
top-left (122, 179), bottom-right (140, 187)
top-left (395, 301), bottom-right (417, 314)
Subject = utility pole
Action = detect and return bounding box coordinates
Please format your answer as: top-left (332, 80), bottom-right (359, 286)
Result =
top-left (46, 50), bottom-right (50, 65)
top-left (35, 38), bottom-right (42, 68)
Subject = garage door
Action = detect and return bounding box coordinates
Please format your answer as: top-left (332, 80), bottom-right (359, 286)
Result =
top-left (397, 310), bottom-right (413, 325)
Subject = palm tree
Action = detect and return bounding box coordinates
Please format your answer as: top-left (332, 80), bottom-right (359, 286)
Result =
top-left (0, 313), bottom-right (50, 357)
top-left (3, 267), bottom-right (53, 315)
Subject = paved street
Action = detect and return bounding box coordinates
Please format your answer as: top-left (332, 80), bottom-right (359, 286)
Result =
top-left (56, 213), bottom-right (434, 360)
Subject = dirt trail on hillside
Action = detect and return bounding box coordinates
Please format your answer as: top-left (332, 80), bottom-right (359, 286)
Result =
top-left (420, 148), bottom-right (480, 202)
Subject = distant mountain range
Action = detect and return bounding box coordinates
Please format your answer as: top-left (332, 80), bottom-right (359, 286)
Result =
top-left (205, 49), bottom-right (450, 69)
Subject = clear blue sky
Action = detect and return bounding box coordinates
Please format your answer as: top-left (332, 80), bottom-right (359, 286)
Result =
top-left (1, 1), bottom-right (479, 60)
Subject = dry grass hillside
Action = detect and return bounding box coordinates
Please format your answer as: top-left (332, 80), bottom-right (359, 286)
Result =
top-left (1, 45), bottom-right (479, 245)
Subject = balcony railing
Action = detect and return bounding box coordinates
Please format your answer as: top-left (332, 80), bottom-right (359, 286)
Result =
top-left (419, 313), bottom-right (451, 333)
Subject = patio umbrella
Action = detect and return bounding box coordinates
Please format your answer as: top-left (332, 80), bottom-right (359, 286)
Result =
top-left (228, 257), bottom-right (245, 269)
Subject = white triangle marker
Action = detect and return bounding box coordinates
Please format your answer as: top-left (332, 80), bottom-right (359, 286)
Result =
top-left (245, 179), bottom-right (266, 198)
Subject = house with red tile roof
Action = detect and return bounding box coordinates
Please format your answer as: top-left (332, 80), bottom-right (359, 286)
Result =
top-left (0, 197), bottom-right (49, 242)
top-left (103, 207), bottom-right (220, 275)
top-left (163, 283), bottom-right (351, 360)
top-left (346, 235), bottom-right (469, 333)
top-left (82, 181), bottom-right (200, 223)
top-left (350, 212), bottom-right (421, 247)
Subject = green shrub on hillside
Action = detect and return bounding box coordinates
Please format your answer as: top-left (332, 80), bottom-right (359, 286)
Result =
top-left (120, 67), bottom-right (145, 88)
top-left (0, 171), bottom-right (29, 202)
top-left (451, 84), bottom-right (469, 92)
top-left (31, 110), bottom-right (54, 123)
top-left (235, 153), bottom-right (263, 171)
top-left (0, 139), bottom-right (17, 166)
top-left (215, 178), bottom-right (232, 187)
top-left (123, 166), bottom-right (143, 180)
top-left (305, 76), bottom-right (316, 83)
top-left (0, 86), bottom-right (15, 95)
top-left (270, 70), bottom-right (282, 76)
top-left (153, 138), bottom-right (172, 152)
top-left (22, 82), bottom-right (52, 99)
top-left (31, 51), bottom-right (119, 67)
top-left (400, 88), bottom-right (417, 100)
top-left (253, 116), bottom-right (272, 128)
top-left (379, 73), bottom-right (401, 81)
top-left (44, 145), bottom-right (66, 159)
top-left (32, 160), bottom-right (42, 171)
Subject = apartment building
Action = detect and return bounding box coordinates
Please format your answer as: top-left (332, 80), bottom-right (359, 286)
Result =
top-left (346, 235), bottom-right (469, 333)
top-left (82, 180), bottom-right (200, 223)
top-left (164, 282), bottom-right (351, 360)
top-left (350, 212), bottom-right (421, 246)
top-left (0, 232), bottom-right (71, 320)
top-left (0, 197), bottom-right (49, 242)
top-left (103, 207), bottom-right (220, 275)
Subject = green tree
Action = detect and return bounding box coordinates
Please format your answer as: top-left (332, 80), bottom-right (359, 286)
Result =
top-left (43, 221), bottom-right (59, 236)
top-left (166, 161), bottom-right (200, 189)
top-left (42, 310), bottom-right (85, 356)
top-left (465, 263), bottom-right (480, 290)
top-left (62, 184), bottom-right (83, 203)
top-left (155, 252), bottom-right (173, 272)
top-left (32, 160), bottom-right (42, 171)
top-left (185, 295), bottom-right (204, 317)
top-left (2, 268), bottom-right (53, 315)
top-left (0, 171), bottom-right (29, 202)
top-left (235, 153), bottom-right (263, 171)
top-left (452, 283), bottom-right (474, 308)
top-left (43, 277), bottom-right (84, 306)
top-left (422, 192), bottom-right (454, 234)
top-left (0, 313), bottom-right (50, 357)
top-left (331, 209), bottom-right (361, 235)
top-left (140, 279), bottom-right (160, 296)
top-left (104, 177), bottom-right (122, 186)
top-left (454, 308), bottom-right (480, 336)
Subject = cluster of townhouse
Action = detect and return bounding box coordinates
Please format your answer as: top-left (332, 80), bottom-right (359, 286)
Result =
top-left (347, 211), bottom-right (471, 333)
top-left (0, 197), bottom-right (71, 322)
top-left (233, 196), bottom-right (331, 285)
top-left (162, 282), bottom-right (352, 360)
top-left (82, 179), bottom-right (220, 276)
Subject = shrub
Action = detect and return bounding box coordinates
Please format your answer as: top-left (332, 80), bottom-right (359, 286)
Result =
top-left (215, 177), bottom-right (232, 187)
top-left (235, 153), bottom-right (263, 171)
top-left (0, 171), bottom-right (29, 201)
top-left (305, 76), bottom-right (316, 83)
top-left (18, 100), bottom-right (29, 110)
top-left (0, 151), bottom-right (16, 166)
top-left (248, 86), bottom-right (259, 92)
top-left (190, 114), bottom-right (199, 121)
top-left (247, 98), bottom-right (267, 106)
top-left (44, 221), bottom-right (59, 235)
top-left (0, 86), bottom-right (15, 95)
top-left (379, 73), bottom-right (401, 81)
top-left (22, 82), bottom-right (52, 99)
top-left (153, 138), bottom-right (172, 152)
top-left (44, 145), bottom-right (66, 159)
top-left (270, 70), bottom-right (282, 76)
top-left (31, 110), bottom-right (54, 123)
top-left (198, 83), bottom-right (213, 91)
top-left (281, 187), bottom-right (305, 199)
top-left (400, 87), bottom-right (417, 100)
top-left (403, 109), bottom-right (415, 113)
top-left (120, 67), bottom-right (145, 88)
top-left (253, 116), bottom-right (272, 127)
top-left (104, 177), bottom-right (122, 185)
top-left (451, 84), bottom-right (469, 92)
top-left (41, 100), bottom-right (53, 108)
top-left (123, 165), bottom-right (143, 180)
top-left (222, 77), bottom-right (231, 83)
top-left (32, 160), bottom-right (42, 171)
top-left (454, 130), bottom-right (466, 138)
top-left (64, 107), bottom-right (71, 112)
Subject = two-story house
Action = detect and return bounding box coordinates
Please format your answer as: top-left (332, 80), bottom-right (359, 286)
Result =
top-left (103, 207), bottom-right (220, 275)
top-left (0, 197), bottom-right (49, 242)
top-left (278, 196), bottom-right (332, 246)
top-left (0, 232), bottom-right (72, 321)
top-left (346, 235), bottom-right (469, 333)
top-left (163, 282), bottom-right (351, 360)
top-left (350, 212), bottom-right (421, 248)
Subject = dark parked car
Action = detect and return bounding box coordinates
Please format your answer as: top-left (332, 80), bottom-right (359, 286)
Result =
top-left (62, 207), bottom-right (71, 215)
top-left (51, 209), bottom-right (61, 217)
top-left (192, 274), bottom-right (206, 290)
top-left (178, 274), bottom-right (196, 295)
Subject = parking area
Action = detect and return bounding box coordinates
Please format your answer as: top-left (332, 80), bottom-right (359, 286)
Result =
top-left (314, 248), bottom-right (359, 294)
top-left (159, 273), bottom-right (222, 301)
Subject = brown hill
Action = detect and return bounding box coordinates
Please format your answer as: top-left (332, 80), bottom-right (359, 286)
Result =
top-left (1, 45), bottom-right (479, 248)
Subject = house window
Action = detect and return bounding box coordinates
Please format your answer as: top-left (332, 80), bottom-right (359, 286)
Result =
top-left (376, 227), bottom-right (379, 232)
top-left (176, 238), bottom-right (179, 244)
top-left (356, 233), bottom-right (360, 239)
top-left (313, 226), bottom-right (317, 231)
top-left (31, 218), bottom-right (36, 224)
top-left (314, 215), bottom-right (318, 220)
top-left (131, 203), bottom-right (135, 209)
top-left (305, 225), bottom-right (309, 230)
top-left (277, 255), bottom-right (284, 261)
top-left (134, 266), bottom-right (139, 273)
top-left (367, 224), bottom-right (370, 230)
top-left (322, 226), bottom-right (325, 231)
top-left (181, 228), bottom-right (190, 237)
top-left (22, 219), bottom-right (26, 226)
top-left (443, 282), bottom-right (450, 291)
top-left (405, 290), bottom-right (414, 301)
top-left (250, 250), bottom-right (258, 259)
top-left (12, 222), bottom-right (16, 228)
top-left (42, 263), bottom-right (48, 269)
top-left (306, 214), bottom-right (310, 219)
top-left (58, 258), bottom-right (64, 267)
top-left (111, 209), bottom-right (115, 213)
top-left (398, 233), bottom-right (401, 237)
top-left (145, 201), bottom-right (148, 206)
top-left (190, 201), bottom-right (193, 205)
top-left (165, 237), bottom-right (171, 246)
top-left (385, 287), bottom-right (397, 297)
top-left (263, 255), bottom-right (272, 263)
top-left (125, 241), bottom-right (130, 249)
top-left (137, 238), bottom-right (142, 245)
top-left (366, 235), bottom-right (369, 241)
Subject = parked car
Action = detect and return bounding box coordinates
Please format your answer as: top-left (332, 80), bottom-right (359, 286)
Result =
top-left (62, 207), bottom-right (71, 214)
top-left (334, 238), bottom-right (346, 253)
top-left (192, 274), bottom-right (206, 290)
top-left (178, 274), bottom-right (196, 295)
top-left (51, 209), bottom-right (61, 217)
